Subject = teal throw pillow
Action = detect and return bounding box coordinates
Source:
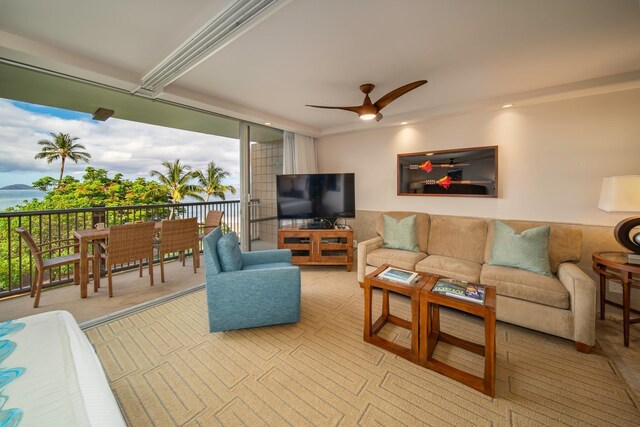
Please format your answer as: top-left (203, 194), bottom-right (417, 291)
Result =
top-left (216, 231), bottom-right (243, 272)
top-left (490, 221), bottom-right (552, 276)
top-left (382, 214), bottom-right (420, 252)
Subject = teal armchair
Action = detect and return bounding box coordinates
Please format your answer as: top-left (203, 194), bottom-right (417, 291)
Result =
top-left (203, 228), bottom-right (301, 332)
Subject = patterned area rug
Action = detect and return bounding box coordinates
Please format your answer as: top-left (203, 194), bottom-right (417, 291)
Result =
top-left (85, 268), bottom-right (639, 426)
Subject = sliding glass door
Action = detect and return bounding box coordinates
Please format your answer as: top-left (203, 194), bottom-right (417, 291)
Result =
top-left (239, 122), bottom-right (283, 251)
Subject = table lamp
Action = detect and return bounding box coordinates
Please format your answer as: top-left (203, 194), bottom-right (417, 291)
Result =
top-left (598, 175), bottom-right (640, 262)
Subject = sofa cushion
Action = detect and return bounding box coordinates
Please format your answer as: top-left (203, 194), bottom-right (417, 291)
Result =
top-left (367, 248), bottom-right (427, 271)
top-left (382, 214), bottom-right (420, 252)
top-left (480, 264), bottom-right (569, 309)
top-left (217, 232), bottom-right (243, 272)
top-left (376, 212), bottom-right (430, 253)
top-left (427, 215), bottom-right (487, 263)
top-left (489, 220), bottom-right (552, 276)
top-left (415, 255), bottom-right (482, 283)
top-left (484, 219), bottom-right (581, 274)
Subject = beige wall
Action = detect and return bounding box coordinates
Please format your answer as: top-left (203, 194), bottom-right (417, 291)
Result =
top-left (317, 89), bottom-right (640, 310)
top-left (317, 88), bottom-right (640, 227)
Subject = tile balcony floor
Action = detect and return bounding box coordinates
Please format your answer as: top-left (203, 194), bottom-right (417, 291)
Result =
top-left (0, 258), bottom-right (638, 402)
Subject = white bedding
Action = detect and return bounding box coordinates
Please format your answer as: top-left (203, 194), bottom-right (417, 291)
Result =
top-left (0, 310), bottom-right (125, 427)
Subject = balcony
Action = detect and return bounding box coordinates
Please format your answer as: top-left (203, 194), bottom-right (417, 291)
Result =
top-left (0, 200), bottom-right (273, 322)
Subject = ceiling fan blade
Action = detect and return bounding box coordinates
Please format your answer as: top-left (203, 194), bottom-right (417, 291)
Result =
top-left (305, 104), bottom-right (365, 114)
top-left (375, 113), bottom-right (383, 122)
top-left (373, 80), bottom-right (428, 111)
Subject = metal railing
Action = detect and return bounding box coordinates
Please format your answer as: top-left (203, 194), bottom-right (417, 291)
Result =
top-left (0, 200), bottom-right (245, 298)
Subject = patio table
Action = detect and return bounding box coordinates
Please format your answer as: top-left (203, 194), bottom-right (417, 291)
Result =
top-left (74, 222), bottom-right (161, 298)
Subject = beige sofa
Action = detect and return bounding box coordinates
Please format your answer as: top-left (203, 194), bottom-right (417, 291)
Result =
top-left (357, 212), bottom-right (596, 352)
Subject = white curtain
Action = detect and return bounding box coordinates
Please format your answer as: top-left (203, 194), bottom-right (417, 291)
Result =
top-left (283, 131), bottom-right (318, 174)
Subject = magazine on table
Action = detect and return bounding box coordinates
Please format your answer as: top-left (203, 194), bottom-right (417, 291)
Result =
top-left (432, 278), bottom-right (486, 304)
top-left (377, 267), bottom-right (420, 285)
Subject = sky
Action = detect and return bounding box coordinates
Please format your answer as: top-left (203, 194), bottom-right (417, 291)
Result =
top-left (0, 98), bottom-right (240, 190)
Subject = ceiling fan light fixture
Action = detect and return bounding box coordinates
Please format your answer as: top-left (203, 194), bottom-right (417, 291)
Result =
top-left (359, 113), bottom-right (376, 121)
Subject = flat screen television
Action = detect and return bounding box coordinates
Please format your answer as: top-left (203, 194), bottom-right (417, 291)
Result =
top-left (276, 173), bottom-right (355, 226)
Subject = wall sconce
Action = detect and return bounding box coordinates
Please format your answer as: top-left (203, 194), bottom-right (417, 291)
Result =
top-left (598, 175), bottom-right (640, 260)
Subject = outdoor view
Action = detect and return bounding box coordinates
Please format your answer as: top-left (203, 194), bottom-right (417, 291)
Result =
top-left (0, 98), bottom-right (240, 210)
top-left (0, 97), bottom-right (242, 294)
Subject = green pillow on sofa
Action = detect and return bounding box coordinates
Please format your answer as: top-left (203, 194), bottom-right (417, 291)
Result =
top-left (382, 214), bottom-right (420, 252)
top-left (490, 220), bottom-right (553, 276)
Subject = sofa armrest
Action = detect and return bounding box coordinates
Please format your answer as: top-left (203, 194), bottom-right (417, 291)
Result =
top-left (357, 236), bottom-right (383, 283)
top-left (557, 262), bottom-right (596, 347)
top-left (241, 249), bottom-right (292, 266)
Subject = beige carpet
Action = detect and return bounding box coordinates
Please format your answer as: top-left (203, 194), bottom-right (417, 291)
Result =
top-left (85, 268), bottom-right (640, 426)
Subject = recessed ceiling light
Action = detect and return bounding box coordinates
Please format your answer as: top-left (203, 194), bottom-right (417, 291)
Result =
top-left (501, 104), bottom-right (513, 109)
top-left (401, 121), bottom-right (408, 125)
top-left (426, 152), bottom-right (434, 156)
top-left (264, 122), bottom-right (271, 126)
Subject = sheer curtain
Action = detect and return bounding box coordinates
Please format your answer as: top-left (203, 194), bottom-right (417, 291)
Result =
top-left (283, 131), bottom-right (318, 174)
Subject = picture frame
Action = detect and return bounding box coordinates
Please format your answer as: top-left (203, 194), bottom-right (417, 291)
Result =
top-left (397, 146), bottom-right (498, 197)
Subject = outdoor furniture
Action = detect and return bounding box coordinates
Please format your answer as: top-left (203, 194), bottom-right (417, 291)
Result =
top-left (199, 210), bottom-right (224, 240)
top-left (202, 227), bottom-right (300, 332)
top-left (74, 222), bottom-right (162, 298)
top-left (154, 217), bottom-right (199, 283)
top-left (15, 227), bottom-right (81, 308)
top-left (95, 222), bottom-right (156, 297)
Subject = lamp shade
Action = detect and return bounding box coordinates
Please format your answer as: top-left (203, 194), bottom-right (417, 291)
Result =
top-left (598, 175), bottom-right (640, 212)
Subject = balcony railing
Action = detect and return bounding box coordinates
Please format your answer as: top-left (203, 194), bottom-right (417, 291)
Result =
top-left (0, 200), bottom-right (250, 298)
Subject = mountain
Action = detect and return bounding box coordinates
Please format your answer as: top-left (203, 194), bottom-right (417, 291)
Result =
top-left (0, 184), bottom-right (34, 190)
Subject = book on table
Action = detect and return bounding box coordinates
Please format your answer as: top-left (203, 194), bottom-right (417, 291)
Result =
top-left (432, 278), bottom-right (486, 304)
top-left (377, 267), bottom-right (420, 285)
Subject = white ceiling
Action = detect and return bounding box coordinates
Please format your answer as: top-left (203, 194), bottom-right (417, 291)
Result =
top-left (1, 0), bottom-right (640, 137)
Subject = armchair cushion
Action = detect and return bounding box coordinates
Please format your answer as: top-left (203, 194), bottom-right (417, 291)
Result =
top-left (217, 231), bottom-right (243, 272)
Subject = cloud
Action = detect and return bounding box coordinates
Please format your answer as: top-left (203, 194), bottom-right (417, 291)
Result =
top-left (0, 99), bottom-right (240, 187)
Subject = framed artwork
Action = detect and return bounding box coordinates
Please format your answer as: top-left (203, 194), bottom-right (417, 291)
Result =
top-left (397, 146), bottom-right (498, 197)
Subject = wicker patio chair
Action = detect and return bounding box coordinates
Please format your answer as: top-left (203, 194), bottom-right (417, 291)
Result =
top-left (95, 222), bottom-right (155, 297)
top-left (15, 227), bottom-right (81, 308)
top-left (154, 217), bottom-right (199, 283)
top-left (199, 210), bottom-right (224, 240)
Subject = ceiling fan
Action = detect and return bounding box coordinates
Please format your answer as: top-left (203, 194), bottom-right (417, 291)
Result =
top-left (306, 80), bottom-right (427, 122)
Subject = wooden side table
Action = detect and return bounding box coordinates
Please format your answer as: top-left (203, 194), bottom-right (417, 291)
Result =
top-left (363, 265), bottom-right (434, 363)
top-left (419, 279), bottom-right (497, 397)
top-left (592, 251), bottom-right (640, 347)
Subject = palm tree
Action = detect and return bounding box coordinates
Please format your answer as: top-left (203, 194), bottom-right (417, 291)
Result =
top-left (34, 132), bottom-right (91, 188)
top-left (150, 160), bottom-right (203, 218)
top-left (195, 161), bottom-right (237, 202)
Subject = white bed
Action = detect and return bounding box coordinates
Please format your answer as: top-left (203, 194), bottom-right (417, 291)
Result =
top-left (0, 310), bottom-right (125, 426)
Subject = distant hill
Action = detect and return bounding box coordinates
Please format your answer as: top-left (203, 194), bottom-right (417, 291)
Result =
top-left (0, 184), bottom-right (34, 190)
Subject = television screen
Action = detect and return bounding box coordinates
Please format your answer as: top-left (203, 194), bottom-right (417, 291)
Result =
top-left (276, 173), bottom-right (355, 220)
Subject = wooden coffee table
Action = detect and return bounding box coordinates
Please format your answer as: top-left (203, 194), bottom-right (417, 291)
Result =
top-left (419, 278), bottom-right (497, 397)
top-left (363, 265), bottom-right (435, 363)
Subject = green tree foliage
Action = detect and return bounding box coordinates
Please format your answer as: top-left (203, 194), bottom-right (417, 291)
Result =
top-left (195, 161), bottom-right (237, 202)
top-left (34, 132), bottom-right (91, 187)
top-left (0, 167), bottom-right (170, 291)
top-left (11, 167), bottom-right (168, 210)
top-left (150, 160), bottom-right (203, 220)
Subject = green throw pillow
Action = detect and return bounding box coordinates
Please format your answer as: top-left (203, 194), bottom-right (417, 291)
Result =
top-left (490, 221), bottom-right (552, 276)
top-left (382, 214), bottom-right (420, 252)
top-left (217, 231), bottom-right (243, 272)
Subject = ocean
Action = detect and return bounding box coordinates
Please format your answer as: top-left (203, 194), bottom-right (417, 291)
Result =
top-left (0, 189), bottom-right (46, 211)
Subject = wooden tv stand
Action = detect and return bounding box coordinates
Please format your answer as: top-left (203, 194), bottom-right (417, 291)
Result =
top-left (278, 227), bottom-right (353, 271)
